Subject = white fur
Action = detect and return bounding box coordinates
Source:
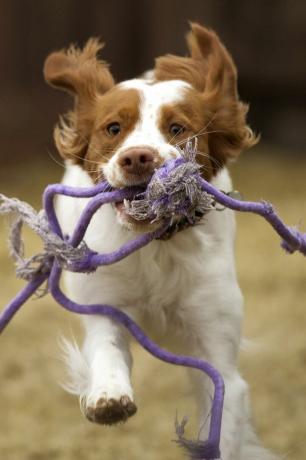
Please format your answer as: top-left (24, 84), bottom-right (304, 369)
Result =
top-left (103, 79), bottom-right (190, 187)
top-left (57, 79), bottom-right (279, 460)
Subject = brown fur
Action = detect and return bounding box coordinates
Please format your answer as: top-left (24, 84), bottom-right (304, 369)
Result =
top-left (44, 24), bottom-right (257, 182)
top-left (53, 87), bottom-right (141, 182)
top-left (158, 88), bottom-right (215, 178)
top-left (155, 23), bottom-right (258, 170)
top-left (86, 87), bottom-right (141, 181)
top-left (44, 38), bottom-right (114, 100)
top-left (44, 39), bottom-right (116, 171)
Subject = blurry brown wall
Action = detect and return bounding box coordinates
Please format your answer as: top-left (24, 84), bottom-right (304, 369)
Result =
top-left (0, 0), bottom-right (306, 165)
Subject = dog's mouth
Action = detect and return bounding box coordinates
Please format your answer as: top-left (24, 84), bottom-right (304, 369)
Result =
top-left (113, 198), bottom-right (159, 232)
top-left (114, 200), bottom-right (141, 222)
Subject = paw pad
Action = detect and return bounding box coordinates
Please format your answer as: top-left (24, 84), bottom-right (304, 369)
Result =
top-left (85, 395), bottom-right (137, 425)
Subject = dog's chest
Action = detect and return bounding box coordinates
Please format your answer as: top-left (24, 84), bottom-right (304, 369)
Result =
top-left (58, 164), bottom-right (236, 319)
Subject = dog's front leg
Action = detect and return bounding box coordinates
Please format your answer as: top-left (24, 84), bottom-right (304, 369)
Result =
top-left (81, 315), bottom-right (137, 425)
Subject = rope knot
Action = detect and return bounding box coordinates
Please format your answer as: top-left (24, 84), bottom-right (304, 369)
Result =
top-left (125, 140), bottom-right (214, 225)
top-left (0, 194), bottom-right (89, 289)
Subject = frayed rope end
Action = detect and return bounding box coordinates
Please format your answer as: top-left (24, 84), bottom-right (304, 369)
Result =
top-left (126, 140), bottom-right (214, 225)
top-left (281, 226), bottom-right (306, 255)
top-left (174, 416), bottom-right (220, 460)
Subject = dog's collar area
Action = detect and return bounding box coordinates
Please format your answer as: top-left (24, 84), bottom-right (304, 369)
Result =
top-left (157, 190), bottom-right (242, 240)
top-left (157, 211), bottom-right (204, 240)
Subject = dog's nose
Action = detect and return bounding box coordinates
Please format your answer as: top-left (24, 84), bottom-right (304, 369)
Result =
top-left (118, 148), bottom-right (155, 176)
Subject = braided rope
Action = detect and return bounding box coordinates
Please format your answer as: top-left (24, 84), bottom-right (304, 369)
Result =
top-left (0, 194), bottom-right (88, 281)
top-left (0, 141), bottom-right (305, 460)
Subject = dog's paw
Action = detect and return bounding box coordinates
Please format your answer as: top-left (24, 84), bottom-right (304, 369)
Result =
top-left (83, 395), bottom-right (137, 425)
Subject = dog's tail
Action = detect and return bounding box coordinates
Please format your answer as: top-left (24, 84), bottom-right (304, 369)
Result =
top-left (58, 335), bottom-right (89, 397)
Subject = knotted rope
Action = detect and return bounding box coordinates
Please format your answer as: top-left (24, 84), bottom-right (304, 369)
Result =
top-left (0, 141), bottom-right (305, 460)
top-left (125, 141), bottom-right (214, 224)
top-left (0, 194), bottom-right (88, 282)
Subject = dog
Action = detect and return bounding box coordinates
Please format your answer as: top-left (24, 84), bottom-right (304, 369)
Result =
top-left (44, 23), bottom-right (279, 460)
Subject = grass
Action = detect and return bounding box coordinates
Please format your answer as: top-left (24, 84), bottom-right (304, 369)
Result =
top-left (0, 146), bottom-right (305, 459)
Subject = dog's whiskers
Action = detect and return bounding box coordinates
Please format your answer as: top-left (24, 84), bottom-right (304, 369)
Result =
top-left (196, 150), bottom-right (222, 169)
top-left (45, 147), bottom-right (66, 169)
top-left (170, 116), bottom-right (218, 148)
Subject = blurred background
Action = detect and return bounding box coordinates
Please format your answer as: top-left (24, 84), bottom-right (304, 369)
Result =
top-left (0, 1), bottom-right (305, 459)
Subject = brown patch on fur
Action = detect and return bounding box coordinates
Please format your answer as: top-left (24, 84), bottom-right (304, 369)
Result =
top-left (54, 87), bottom-right (141, 182)
top-left (155, 23), bottom-right (258, 174)
top-left (158, 90), bottom-right (212, 179)
top-left (44, 38), bottom-right (114, 101)
top-left (85, 87), bottom-right (141, 181)
top-left (155, 55), bottom-right (208, 92)
top-left (45, 41), bottom-right (143, 182)
top-left (45, 24), bottom-right (257, 186)
top-left (44, 39), bottom-right (115, 166)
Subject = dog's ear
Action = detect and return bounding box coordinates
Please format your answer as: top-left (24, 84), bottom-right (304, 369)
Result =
top-left (186, 23), bottom-right (237, 98)
top-left (155, 24), bottom-right (257, 169)
top-left (44, 38), bottom-right (114, 103)
top-left (44, 39), bottom-right (115, 162)
top-left (155, 23), bottom-right (236, 94)
top-left (188, 23), bottom-right (258, 167)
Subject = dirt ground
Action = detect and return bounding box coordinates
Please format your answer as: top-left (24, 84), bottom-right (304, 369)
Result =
top-left (0, 147), bottom-right (305, 460)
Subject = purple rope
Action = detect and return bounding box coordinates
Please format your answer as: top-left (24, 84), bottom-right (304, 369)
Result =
top-left (1, 155), bottom-right (305, 459)
top-left (43, 183), bottom-right (145, 235)
top-left (49, 263), bottom-right (223, 460)
top-left (1, 179), bottom-right (225, 459)
top-left (47, 183), bottom-right (223, 458)
top-left (63, 189), bottom-right (169, 271)
top-left (43, 182), bottom-right (109, 238)
top-left (0, 272), bottom-right (48, 333)
top-left (198, 177), bottom-right (306, 256)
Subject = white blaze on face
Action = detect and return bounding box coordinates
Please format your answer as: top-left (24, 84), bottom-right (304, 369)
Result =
top-left (118, 79), bottom-right (191, 156)
top-left (102, 78), bottom-right (191, 186)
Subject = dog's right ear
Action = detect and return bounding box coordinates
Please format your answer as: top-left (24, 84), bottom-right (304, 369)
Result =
top-left (44, 38), bottom-right (114, 104)
top-left (44, 39), bottom-right (114, 162)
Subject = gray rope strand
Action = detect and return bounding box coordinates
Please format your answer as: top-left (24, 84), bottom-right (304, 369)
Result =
top-left (0, 194), bottom-right (88, 283)
top-left (125, 140), bottom-right (214, 224)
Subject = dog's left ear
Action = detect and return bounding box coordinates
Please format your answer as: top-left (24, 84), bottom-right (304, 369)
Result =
top-left (156, 23), bottom-right (257, 168)
top-left (186, 23), bottom-right (237, 98)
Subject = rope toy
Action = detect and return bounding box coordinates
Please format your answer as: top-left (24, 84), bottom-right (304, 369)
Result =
top-left (0, 141), bottom-right (305, 460)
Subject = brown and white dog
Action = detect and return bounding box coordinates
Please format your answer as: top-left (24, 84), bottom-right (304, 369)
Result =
top-left (44, 24), bottom-right (279, 460)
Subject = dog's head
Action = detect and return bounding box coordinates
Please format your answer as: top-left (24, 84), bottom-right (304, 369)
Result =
top-left (44, 23), bottom-right (256, 229)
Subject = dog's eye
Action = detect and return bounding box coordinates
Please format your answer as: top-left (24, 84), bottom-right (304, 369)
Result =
top-left (169, 123), bottom-right (185, 136)
top-left (107, 122), bottom-right (121, 136)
